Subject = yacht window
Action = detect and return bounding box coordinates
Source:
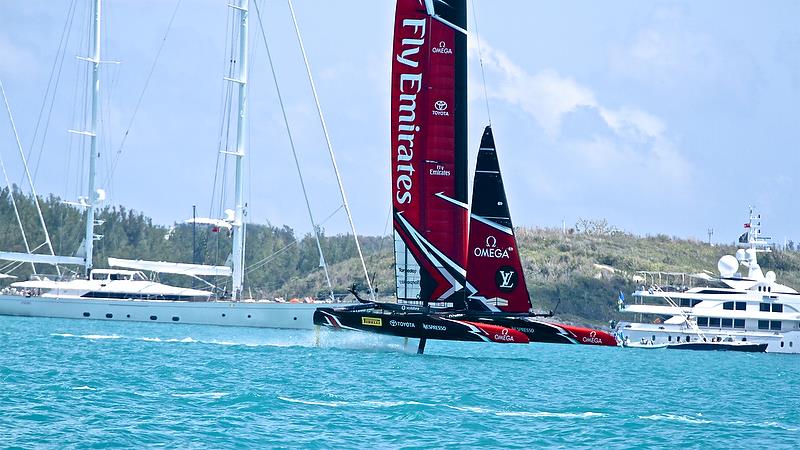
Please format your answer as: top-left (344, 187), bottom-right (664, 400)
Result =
top-left (723, 301), bottom-right (734, 310)
top-left (768, 287), bottom-right (772, 292)
top-left (758, 320), bottom-right (769, 330)
top-left (770, 321), bottom-right (781, 331)
top-left (734, 319), bottom-right (745, 329)
top-left (697, 317), bottom-right (708, 327)
top-left (686, 336), bottom-right (691, 342)
top-left (760, 303), bottom-right (770, 312)
top-left (781, 341), bottom-right (784, 348)
top-left (722, 318), bottom-right (733, 328)
top-left (772, 303), bottom-right (783, 313)
top-left (133, 272), bottom-right (147, 281)
top-left (676, 336), bottom-right (681, 342)
top-left (735, 302), bottom-right (746, 311)
top-left (91, 272), bottom-right (109, 281)
top-left (691, 299), bottom-right (701, 307)
top-left (680, 299), bottom-right (691, 307)
top-left (709, 317), bottom-right (721, 327)
top-left (668, 336), bottom-right (672, 342)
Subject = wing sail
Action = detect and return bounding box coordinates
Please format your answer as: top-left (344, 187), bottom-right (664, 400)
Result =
top-left (391, 0), bottom-right (468, 308)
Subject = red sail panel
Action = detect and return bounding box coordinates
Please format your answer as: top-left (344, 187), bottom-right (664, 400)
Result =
top-left (392, 0), bottom-right (468, 307)
top-left (465, 126), bottom-right (532, 313)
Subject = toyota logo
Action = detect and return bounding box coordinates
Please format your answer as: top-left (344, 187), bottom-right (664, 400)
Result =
top-left (434, 100), bottom-right (448, 111)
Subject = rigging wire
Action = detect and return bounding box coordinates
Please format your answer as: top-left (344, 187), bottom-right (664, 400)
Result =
top-left (27, 0), bottom-right (79, 185)
top-left (106, 0), bottom-right (184, 187)
top-left (470, 0), bottom-right (492, 126)
top-left (209, 7), bottom-right (236, 219)
top-left (245, 239), bottom-right (298, 274)
top-left (0, 112), bottom-right (35, 273)
top-left (367, 202), bottom-right (393, 295)
top-left (1, 79), bottom-right (60, 275)
top-left (286, 0), bottom-right (375, 300)
top-left (253, 0), bottom-right (334, 299)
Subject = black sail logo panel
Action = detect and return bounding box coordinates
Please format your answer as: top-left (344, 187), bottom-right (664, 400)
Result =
top-left (472, 127), bottom-right (511, 228)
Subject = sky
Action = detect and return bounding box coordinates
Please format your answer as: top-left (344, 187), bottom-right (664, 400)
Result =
top-left (1, 0), bottom-right (799, 247)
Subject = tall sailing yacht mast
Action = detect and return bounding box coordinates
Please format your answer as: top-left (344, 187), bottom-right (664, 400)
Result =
top-left (82, 0), bottom-right (103, 277)
top-left (228, 0), bottom-right (249, 300)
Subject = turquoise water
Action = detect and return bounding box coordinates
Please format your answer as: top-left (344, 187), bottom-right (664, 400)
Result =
top-left (0, 316), bottom-right (797, 449)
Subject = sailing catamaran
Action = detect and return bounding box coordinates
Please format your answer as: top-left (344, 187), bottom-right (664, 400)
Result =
top-left (0, 0), bottom-right (359, 329)
top-left (313, 0), bottom-right (617, 353)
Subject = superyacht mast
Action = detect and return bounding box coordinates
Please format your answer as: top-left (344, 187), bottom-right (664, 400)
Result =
top-left (228, 0), bottom-right (249, 300)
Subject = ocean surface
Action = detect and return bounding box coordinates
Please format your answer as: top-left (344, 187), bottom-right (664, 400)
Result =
top-left (0, 316), bottom-right (797, 449)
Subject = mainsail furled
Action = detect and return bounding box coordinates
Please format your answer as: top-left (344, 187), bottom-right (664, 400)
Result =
top-left (465, 126), bottom-right (532, 313)
top-left (392, 0), bottom-right (468, 307)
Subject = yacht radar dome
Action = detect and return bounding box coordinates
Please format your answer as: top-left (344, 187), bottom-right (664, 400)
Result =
top-left (718, 255), bottom-right (739, 278)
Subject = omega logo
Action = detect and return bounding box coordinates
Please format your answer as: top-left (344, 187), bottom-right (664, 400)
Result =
top-left (432, 40), bottom-right (453, 55)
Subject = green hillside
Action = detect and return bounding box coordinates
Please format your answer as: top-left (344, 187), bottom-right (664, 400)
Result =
top-left (4, 187), bottom-right (800, 327)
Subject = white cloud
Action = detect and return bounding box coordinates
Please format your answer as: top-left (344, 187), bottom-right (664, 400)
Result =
top-left (468, 36), bottom-right (693, 198)
top-left (475, 39), bottom-right (595, 137)
top-left (607, 4), bottom-right (757, 101)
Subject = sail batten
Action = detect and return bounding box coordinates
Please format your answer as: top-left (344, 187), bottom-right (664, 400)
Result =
top-left (391, 0), bottom-right (468, 307)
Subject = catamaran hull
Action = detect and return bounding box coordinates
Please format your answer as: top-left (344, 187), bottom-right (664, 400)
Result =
top-left (314, 308), bottom-right (529, 344)
top-left (314, 307), bottom-right (617, 346)
top-left (454, 314), bottom-right (618, 346)
top-left (0, 294), bottom-right (331, 329)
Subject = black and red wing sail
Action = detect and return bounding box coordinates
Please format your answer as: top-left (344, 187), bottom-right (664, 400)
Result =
top-left (465, 126), bottom-right (532, 313)
top-left (392, 0), bottom-right (468, 308)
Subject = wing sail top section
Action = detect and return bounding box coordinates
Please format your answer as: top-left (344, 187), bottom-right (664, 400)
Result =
top-left (465, 126), bottom-right (532, 313)
top-left (392, 0), bottom-right (468, 307)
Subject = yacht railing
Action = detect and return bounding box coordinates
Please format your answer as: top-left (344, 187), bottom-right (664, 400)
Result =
top-left (634, 271), bottom-right (718, 292)
top-left (644, 283), bottom-right (709, 341)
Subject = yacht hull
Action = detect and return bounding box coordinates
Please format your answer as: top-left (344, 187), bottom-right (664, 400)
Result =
top-left (667, 342), bottom-right (767, 352)
top-left (617, 323), bottom-right (799, 354)
top-left (0, 294), bottom-right (331, 329)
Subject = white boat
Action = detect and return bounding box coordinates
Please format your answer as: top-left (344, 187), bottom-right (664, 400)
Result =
top-left (0, 0), bottom-right (364, 330)
top-left (622, 338), bottom-right (668, 349)
top-left (616, 209), bottom-right (800, 354)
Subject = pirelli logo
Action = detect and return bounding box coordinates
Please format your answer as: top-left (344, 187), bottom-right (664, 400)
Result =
top-left (361, 317), bottom-right (382, 327)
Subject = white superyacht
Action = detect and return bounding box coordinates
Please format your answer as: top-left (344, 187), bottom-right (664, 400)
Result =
top-left (0, 0), bottom-right (365, 329)
top-left (616, 209), bottom-right (800, 354)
